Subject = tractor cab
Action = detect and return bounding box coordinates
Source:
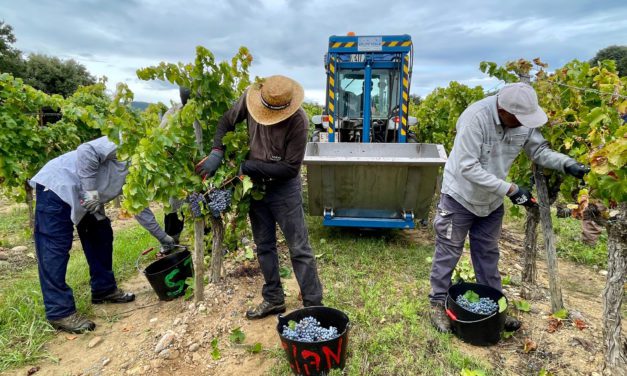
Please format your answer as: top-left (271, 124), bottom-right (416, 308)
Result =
top-left (305, 35), bottom-right (447, 229)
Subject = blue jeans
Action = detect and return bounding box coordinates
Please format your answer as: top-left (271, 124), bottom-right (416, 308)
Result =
top-left (249, 178), bottom-right (323, 306)
top-left (34, 184), bottom-right (117, 320)
top-left (428, 194), bottom-right (504, 303)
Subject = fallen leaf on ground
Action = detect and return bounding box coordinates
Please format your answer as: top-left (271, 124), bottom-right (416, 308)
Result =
top-left (65, 335), bottom-right (78, 340)
top-left (547, 317), bottom-right (563, 333)
top-left (523, 338), bottom-right (537, 353)
top-left (574, 319), bottom-right (587, 330)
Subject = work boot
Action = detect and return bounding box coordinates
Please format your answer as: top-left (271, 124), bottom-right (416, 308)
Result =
top-left (430, 301), bottom-right (452, 333)
top-left (49, 312), bottom-right (96, 334)
top-left (245, 300), bottom-right (286, 320)
top-left (92, 288), bottom-right (135, 304)
top-left (504, 316), bottom-right (522, 332)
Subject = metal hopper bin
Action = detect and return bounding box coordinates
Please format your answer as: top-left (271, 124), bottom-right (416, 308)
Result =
top-left (303, 142), bottom-right (447, 229)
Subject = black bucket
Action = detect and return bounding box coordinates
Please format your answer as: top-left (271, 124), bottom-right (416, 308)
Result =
top-left (143, 250), bottom-right (193, 301)
top-left (277, 306), bottom-right (350, 376)
top-left (445, 281), bottom-right (507, 346)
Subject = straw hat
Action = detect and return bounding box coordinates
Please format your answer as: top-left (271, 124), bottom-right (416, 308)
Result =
top-left (246, 75), bottom-right (304, 126)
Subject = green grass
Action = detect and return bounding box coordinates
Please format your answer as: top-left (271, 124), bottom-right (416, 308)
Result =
top-left (0, 203), bottom-right (31, 248)
top-left (552, 214), bottom-right (607, 267)
top-left (268, 220), bottom-right (494, 376)
top-left (503, 203), bottom-right (607, 267)
top-left (0, 216), bottom-right (157, 371)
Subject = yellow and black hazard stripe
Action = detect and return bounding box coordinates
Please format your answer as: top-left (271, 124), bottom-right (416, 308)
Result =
top-left (327, 57), bottom-right (335, 134)
top-left (383, 40), bottom-right (412, 47)
top-left (400, 54), bottom-right (411, 136)
top-left (328, 40), bottom-right (412, 49)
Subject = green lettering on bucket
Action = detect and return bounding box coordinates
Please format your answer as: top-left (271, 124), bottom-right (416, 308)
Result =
top-left (164, 256), bottom-right (192, 297)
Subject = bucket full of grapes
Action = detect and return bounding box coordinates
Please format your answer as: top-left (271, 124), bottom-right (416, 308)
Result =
top-left (445, 281), bottom-right (508, 346)
top-left (277, 306), bottom-right (350, 376)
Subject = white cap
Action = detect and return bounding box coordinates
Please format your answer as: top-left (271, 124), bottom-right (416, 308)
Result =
top-left (497, 83), bottom-right (548, 128)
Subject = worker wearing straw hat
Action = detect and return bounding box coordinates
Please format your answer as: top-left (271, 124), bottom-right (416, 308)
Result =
top-left (196, 75), bottom-right (323, 319)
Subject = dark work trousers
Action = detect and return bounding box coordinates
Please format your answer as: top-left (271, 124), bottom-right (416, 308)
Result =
top-left (428, 194), bottom-right (504, 303)
top-left (249, 177), bottom-right (323, 306)
top-left (164, 212), bottom-right (185, 241)
top-left (34, 184), bottom-right (117, 320)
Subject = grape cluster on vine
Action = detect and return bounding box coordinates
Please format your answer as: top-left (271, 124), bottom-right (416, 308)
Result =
top-left (186, 192), bottom-right (205, 218)
top-left (281, 316), bottom-right (339, 343)
top-left (207, 189), bottom-right (232, 218)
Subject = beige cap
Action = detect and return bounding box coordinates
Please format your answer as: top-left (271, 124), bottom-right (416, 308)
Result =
top-left (497, 83), bottom-right (548, 128)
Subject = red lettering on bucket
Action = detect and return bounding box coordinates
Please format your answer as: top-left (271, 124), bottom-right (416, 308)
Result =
top-left (292, 344), bottom-right (301, 374)
top-left (322, 337), bottom-right (343, 366)
top-left (281, 341), bottom-right (296, 371)
top-left (301, 350), bottom-right (321, 374)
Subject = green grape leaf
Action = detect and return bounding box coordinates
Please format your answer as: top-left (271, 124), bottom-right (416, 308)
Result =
top-left (229, 327), bottom-right (246, 344)
top-left (462, 290), bottom-right (480, 303)
top-left (498, 297), bottom-right (507, 313)
top-left (513, 300), bottom-right (531, 312)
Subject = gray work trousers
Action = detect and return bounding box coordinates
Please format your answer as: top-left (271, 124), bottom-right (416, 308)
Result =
top-left (428, 194), bottom-right (504, 303)
top-left (249, 177), bottom-right (323, 307)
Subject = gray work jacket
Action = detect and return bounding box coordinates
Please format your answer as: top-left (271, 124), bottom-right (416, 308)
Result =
top-left (30, 137), bottom-right (168, 241)
top-left (441, 95), bottom-right (575, 217)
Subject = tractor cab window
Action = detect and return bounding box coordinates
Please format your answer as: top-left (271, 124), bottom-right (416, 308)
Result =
top-left (338, 72), bottom-right (364, 118)
top-left (338, 70), bottom-right (400, 120)
top-left (371, 69), bottom-right (399, 119)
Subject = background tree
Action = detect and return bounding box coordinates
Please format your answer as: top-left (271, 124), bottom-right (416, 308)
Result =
top-left (23, 54), bottom-right (95, 97)
top-left (0, 20), bottom-right (24, 77)
top-left (590, 45), bottom-right (627, 77)
top-left (409, 94), bottom-right (422, 106)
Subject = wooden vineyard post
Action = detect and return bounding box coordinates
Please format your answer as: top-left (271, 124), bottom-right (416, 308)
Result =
top-left (209, 216), bottom-right (224, 283)
top-left (193, 219), bottom-right (205, 302)
top-left (521, 205), bottom-right (540, 299)
top-left (24, 181), bottom-right (34, 231)
top-left (600, 203), bottom-right (627, 375)
top-left (533, 164), bottom-right (564, 312)
top-left (193, 118), bottom-right (205, 302)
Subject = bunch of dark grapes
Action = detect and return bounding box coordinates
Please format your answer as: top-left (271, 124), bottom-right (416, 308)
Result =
top-left (207, 189), bottom-right (232, 218)
top-left (186, 192), bottom-right (205, 218)
top-left (281, 316), bottom-right (340, 342)
top-left (455, 295), bottom-right (498, 315)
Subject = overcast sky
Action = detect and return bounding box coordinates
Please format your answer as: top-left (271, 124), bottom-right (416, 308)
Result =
top-left (2, 0), bottom-right (626, 105)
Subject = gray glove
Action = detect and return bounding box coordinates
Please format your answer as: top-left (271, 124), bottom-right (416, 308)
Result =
top-left (81, 190), bottom-right (102, 214)
top-left (195, 149), bottom-right (224, 179)
top-left (159, 235), bottom-right (176, 255)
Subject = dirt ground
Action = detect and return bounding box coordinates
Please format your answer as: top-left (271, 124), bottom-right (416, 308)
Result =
top-left (7, 256), bottom-right (296, 376)
top-left (454, 227), bottom-right (620, 376)
top-left (4, 219), bottom-right (624, 376)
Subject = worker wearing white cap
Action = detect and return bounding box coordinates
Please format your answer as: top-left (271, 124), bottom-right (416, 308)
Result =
top-left (428, 82), bottom-right (590, 333)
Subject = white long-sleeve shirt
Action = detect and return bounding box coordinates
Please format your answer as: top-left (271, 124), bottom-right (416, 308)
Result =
top-left (442, 95), bottom-right (575, 217)
top-left (30, 136), bottom-right (168, 241)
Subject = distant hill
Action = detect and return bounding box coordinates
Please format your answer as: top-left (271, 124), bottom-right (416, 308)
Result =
top-left (131, 101), bottom-right (151, 111)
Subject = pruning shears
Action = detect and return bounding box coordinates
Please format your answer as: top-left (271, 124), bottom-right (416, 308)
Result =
top-left (140, 244), bottom-right (188, 258)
